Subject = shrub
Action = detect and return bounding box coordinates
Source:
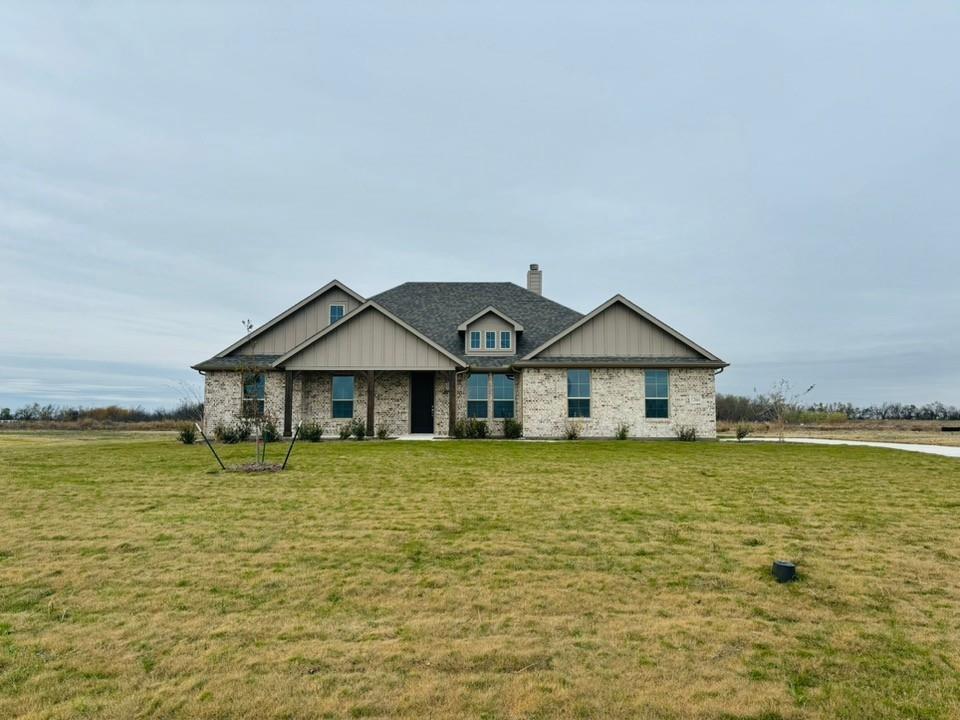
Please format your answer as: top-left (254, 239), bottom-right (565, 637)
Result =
top-left (675, 425), bottom-right (697, 442)
top-left (261, 420), bottom-right (281, 443)
top-left (300, 422), bottom-right (324, 442)
top-left (614, 422), bottom-right (630, 440)
top-left (376, 423), bottom-right (389, 440)
top-left (564, 421), bottom-right (582, 440)
top-left (338, 423), bottom-right (352, 440)
top-left (735, 423), bottom-right (751, 441)
top-left (350, 418), bottom-right (366, 440)
top-left (177, 425), bottom-right (196, 445)
top-left (214, 422), bottom-right (250, 444)
top-left (454, 418), bottom-right (489, 439)
top-left (503, 418), bottom-right (522, 439)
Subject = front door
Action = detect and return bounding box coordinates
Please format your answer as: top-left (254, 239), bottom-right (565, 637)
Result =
top-left (410, 372), bottom-right (435, 434)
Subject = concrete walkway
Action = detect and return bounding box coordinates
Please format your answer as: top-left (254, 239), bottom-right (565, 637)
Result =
top-left (724, 436), bottom-right (960, 458)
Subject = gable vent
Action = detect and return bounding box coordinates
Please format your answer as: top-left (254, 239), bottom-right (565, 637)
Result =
top-left (526, 263), bottom-right (542, 295)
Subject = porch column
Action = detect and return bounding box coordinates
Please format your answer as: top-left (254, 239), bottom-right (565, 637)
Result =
top-left (366, 370), bottom-right (375, 436)
top-left (448, 370), bottom-right (457, 436)
top-left (283, 370), bottom-right (293, 437)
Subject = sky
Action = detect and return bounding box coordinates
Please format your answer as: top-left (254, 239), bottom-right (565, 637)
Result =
top-left (1, 2), bottom-right (959, 410)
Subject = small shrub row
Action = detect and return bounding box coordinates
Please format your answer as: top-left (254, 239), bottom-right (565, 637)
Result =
top-left (675, 425), bottom-right (697, 441)
top-left (214, 422), bottom-right (251, 444)
top-left (454, 418), bottom-right (489, 439)
top-left (300, 422), bottom-right (324, 442)
top-left (177, 425), bottom-right (196, 445)
top-left (503, 418), bottom-right (523, 439)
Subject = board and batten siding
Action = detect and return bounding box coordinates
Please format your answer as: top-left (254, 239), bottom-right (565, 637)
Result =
top-left (284, 307), bottom-right (457, 370)
top-left (540, 302), bottom-right (699, 358)
top-left (231, 288), bottom-right (361, 356)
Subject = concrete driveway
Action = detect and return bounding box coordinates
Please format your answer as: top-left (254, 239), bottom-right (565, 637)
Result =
top-left (724, 436), bottom-right (960, 458)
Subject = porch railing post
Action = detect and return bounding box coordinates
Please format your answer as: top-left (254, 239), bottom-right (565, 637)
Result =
top-left (366, 369), bottom-right (375, 436)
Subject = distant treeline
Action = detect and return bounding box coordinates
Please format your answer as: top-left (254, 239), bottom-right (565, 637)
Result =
top-left (0, 401), bottom-right (203, 423)
top-left (717, 394), bottom-right (960, 423)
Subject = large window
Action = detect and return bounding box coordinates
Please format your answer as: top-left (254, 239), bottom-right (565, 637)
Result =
top-left (493, 374), bottom-right (515, 418)
top-left (485, 331), bottom-right (497, 349)
top-left (467, 374), bottom-right (488, 417)
top-left (500, 331), bottom-right (512, 350)
top-left (567, 369), bottom-right (590, 418)
top-left (645, 370), bottom-right (669, 418)
top-left (332, 375), bottom-right (354, 418)
top-left (241, 372), bottom-right (265, 417)
top-left (329, 304), bottom-right (345, 324)
top-left (470, 331), bottom-right (481, 350)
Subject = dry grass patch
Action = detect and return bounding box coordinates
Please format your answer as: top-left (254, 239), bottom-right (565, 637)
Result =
top-left (1, 433), bottom-right (959, 718)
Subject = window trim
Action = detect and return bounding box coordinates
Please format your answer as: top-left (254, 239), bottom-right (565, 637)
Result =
top-left (466, 373), bottom-right (489, 418)
top-left (328, 303), bottom-right (345, 324)
top-left (492, 373), bottom-right (515, 419)
top-left (331, 374), bottom-right (355, 419)
top-left (469, 331), bottom-right (481, 351)
top-left (241, 371), bottom-right (266, 418)
top-left (500, 331), bottom-right (512, 350)
top-left (567, 369), bottom-right (591, 418)
top-left (485, 331), bottom-right (497, 350)
top-left (644, 369), bottom-right (670, 420)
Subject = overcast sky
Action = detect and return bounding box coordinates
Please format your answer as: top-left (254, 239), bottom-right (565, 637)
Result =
top-left (2, 2), bottom-right (958, 410)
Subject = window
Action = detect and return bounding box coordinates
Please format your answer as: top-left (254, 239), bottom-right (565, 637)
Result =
top-left (467, 374), bottom-right (488, 418)
top-left (332, 375), bottom-right (354, 418)
top-left (567, 369), bottom-right (590, 418)
top-left (645, 369), bottom-right (669, 418)
top-left (485, 331), bottom-right (497, 349)
top-left (500, 331), bottom-right (512, 350)
top-left (493, 374), bottom-right (515, 418)
top-left (241, 372), bottom-right (265, 417)
top-left (470, 331), bottom-right (481, 350)
top-left (329, 304), bottom-right (345, 324)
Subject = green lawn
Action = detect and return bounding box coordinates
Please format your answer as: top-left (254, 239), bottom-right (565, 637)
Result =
top-left (1, 433), bottom-right (959, 719)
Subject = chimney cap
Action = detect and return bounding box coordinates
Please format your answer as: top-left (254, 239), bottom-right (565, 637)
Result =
top-left (529, 263), bottom-right (539, 271)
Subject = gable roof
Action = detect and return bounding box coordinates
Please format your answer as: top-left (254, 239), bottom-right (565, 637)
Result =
top-left (370, 282), bottom-right (582, 367)
top-left (456, 306), bottom-right (524, 332)
top-left (273, 300), bottom-right (467, 368)
top-left (522, 294), bottom-right (726, 365)
top-left (214, 280), bottom-right (364, 358)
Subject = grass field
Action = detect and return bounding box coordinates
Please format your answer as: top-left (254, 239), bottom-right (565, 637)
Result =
top-left (717, 420), bottom-right (960, 447)
top-left (2, 433), bottom-right (959, 719)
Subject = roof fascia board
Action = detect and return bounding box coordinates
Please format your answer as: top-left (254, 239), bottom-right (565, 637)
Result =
top-left (215, 280), bottom-right (365, 357)
top-left (456, 306), bottom-right (524, 332)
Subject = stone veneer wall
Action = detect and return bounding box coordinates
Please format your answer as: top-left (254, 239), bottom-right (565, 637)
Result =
top-left (295, 371), bottom-right (410, 437)
top-left (202, 370), bottom-right (285, 433)
top-left (520, 367), bottom-right (716, 439)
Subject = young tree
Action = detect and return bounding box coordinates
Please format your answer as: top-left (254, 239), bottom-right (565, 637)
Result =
top-left (756, 379), bottom-right (815, 442)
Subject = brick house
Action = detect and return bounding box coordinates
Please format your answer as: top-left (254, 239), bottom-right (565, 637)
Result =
top-left (193, 265), bottom-right (727, 438)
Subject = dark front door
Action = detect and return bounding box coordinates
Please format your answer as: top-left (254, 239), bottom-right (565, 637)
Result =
top-left (410, 372), bottom-right (435, 434)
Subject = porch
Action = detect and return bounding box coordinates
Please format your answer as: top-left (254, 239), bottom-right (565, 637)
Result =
top-left (285, 370), bottom-right (461, 438)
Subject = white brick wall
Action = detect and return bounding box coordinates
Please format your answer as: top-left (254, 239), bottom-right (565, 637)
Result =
top-left (202, 370), bottom-right (284, 434)
top-left (519, 367), bottom-right (716, 439)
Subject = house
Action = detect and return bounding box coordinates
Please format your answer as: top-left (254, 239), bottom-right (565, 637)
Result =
top-left (192, 264), bottom-right (727, 439)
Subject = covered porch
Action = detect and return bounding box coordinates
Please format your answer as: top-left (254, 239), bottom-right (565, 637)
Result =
top-left (283, 369), bottom-right (461, 438)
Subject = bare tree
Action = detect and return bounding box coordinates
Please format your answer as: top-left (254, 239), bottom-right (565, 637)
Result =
top-left (755, 379), bottom-right (815, 442)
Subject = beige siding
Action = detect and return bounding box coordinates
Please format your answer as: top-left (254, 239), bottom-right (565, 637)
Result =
top-left (540, 302), bottom-right (699, 358)
top-left (231, 288), bottom-right (361, 356)
top-left (464, 312), bottom-right (516, 355)
top-left (284, 307), bottom-right (456, 370)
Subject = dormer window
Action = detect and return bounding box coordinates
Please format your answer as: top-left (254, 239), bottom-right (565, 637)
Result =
top-left (459, 306), bottom-right (523, 354)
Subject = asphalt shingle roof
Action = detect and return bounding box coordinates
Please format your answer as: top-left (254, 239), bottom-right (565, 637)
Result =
top-left (192, 354), bottom-right (281, 371)
top-left (370, 282), bottom-right (582, 366)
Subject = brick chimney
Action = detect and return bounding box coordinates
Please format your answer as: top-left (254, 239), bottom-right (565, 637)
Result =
top-left (526, 263), bottom-right (542, 295)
